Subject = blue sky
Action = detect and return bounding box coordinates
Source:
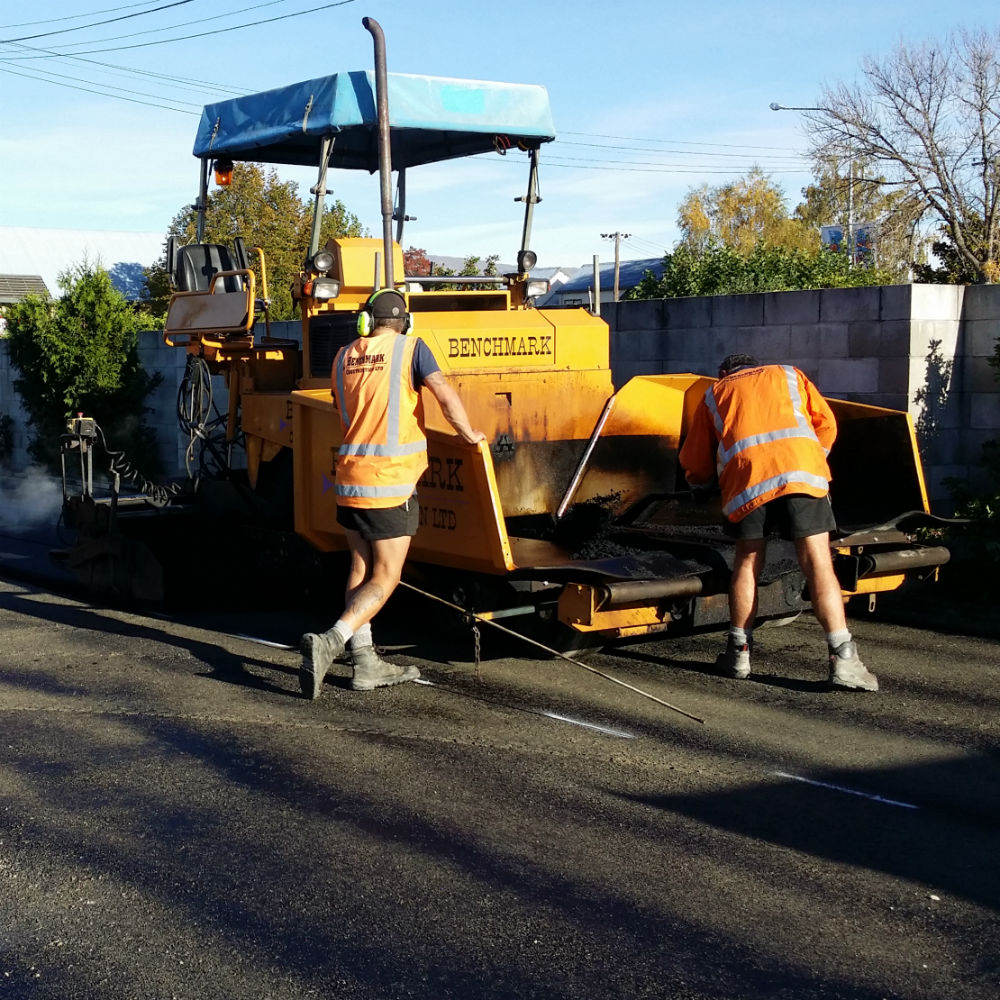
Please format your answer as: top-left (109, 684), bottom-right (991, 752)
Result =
top-left (1, 1), bottom-right (998, 271)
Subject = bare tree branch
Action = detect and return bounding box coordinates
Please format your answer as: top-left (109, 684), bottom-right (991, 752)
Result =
top-left (808, 28), bottom-right (1000, 281)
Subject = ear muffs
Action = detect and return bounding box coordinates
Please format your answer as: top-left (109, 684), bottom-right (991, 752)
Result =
top-left (357, 288), bottom-right (412, 337)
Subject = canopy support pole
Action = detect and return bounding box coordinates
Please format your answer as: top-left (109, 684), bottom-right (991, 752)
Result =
top-left (307, 135), bottom-right (334, 261)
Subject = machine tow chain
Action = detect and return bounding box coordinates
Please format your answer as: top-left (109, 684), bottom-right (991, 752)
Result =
top-left (399, 581), bottom-right (705, 725)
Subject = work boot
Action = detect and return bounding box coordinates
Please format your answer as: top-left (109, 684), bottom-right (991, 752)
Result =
top-left (299, 629), bottom-right (346, 700)
top-left (828, 641), bottom-right (879, 692)
top-left (350, 644), bottom-right (420, 692)
top-left (715, 636), bottom-right (751, 679)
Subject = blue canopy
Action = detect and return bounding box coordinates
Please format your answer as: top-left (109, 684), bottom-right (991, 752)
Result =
top-left (193, 71), bottom-right (555, 171)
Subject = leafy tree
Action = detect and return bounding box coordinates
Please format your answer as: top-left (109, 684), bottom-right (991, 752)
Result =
top-left (426, 254), bottom-right (504, 289)
top-left (5, 261), bottom-right (161, 473)
top-left (153, 163), bottom-right (365, 319)
top-left (627, 239), bottom-right (895, 300)
top-left (794, 156), bottom-right (925, 279)
top-left (677, 168), bottom-right (816, 254)
top-left (142, 246), bottom-right (173, 322)
top-left (403, 247), bottom-right (431, 276)
top-left (807, 28), bottom-right (1000, 282)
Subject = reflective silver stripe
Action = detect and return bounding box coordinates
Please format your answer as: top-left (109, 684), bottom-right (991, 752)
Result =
top-left (386, 334), bottom-right (406, 446)
top-left (713, 365), bottom-right (821, 471)
top-left (335, 483), bottom-right (412, 498)
top-left (724, 470), bottom-right (831, 517)
top-left (334, 349), bottom-right (349, 425)
top-left (704, 385), bottom-right (725, 437)
top-left (338, 439), bottom-right (427, 457)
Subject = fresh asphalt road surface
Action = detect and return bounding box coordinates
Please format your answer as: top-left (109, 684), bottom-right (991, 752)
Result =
top-left (0, 577), bottom-right (998, 1000)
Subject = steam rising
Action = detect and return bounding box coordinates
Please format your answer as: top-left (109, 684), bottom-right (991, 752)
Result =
top-left (0, 469), bottom-right (63, 532)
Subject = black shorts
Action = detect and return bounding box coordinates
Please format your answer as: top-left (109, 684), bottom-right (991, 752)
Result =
top-left (724, 493), bottom-right (836, 541)
top-left (336, 496), bottom-right (419, 540)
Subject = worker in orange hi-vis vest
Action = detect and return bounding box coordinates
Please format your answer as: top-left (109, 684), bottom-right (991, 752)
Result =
top-left (679, 353), bottom-right (879, 692)
top-left (299, 288), bottom-right (486, 699)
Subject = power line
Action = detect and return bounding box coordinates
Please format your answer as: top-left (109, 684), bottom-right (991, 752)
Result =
top-left (548, 150), bottom-right (806, 170)
top-left (0, 59), bottom-right (204, 108)
top-left (0, 1), bottom-right (288, 56)
top-left (1, 0), bottom-right (194, 43)
top-left (543, 158), bottom-right (808, 175)
top-left (31, 0), bottom-right (292, 53)
top-left (562, 129), bottom-right (803, 153)
top-left (0, 2), bottom-right (170, 30)
top-left (466, 152), bottom-right (808, 177)
top-left (0, 61), bottom-right (198, 113)
top-left (558, 139), bottom-right (807, 163)
top-left (0, 39), bottom-right (244, 95)
top-left (13, 0), bottom-right (357, 57)
top-left (624, 236), bottom-right (666, 256)
top-left (0, 43), bottom-right (246, 95)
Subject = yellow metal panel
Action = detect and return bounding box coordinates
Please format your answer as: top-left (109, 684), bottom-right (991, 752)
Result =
top-left (416, 307), bottom-right (608, 374)
top-left (290, 389), bottom-right (513, 572)
top-left (410, 435), bottom-right (514, 573)
top-left (558, 583), bottom-right (670, 633)
top-left (241, 393), bottom-right (295, 450)
top-left (332, 237), bottom-right (405, 296)
top-left (569, 373), bottom-right (714, 510)
top-left (841, 573), bottom-right (906, 596)
top-left (827, 399), bottom-right (930, 524)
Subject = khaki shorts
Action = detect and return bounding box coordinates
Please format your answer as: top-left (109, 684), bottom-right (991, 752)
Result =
top-left (725, 494), bottom-right (836, 541)
top-left (336, 496), bottom-right (419, 540)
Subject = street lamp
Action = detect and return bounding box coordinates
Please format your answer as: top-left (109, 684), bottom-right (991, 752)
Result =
top-left (771, 101), bottom-right (855, 259)
top-left (769, 103), bottom-right (823, 112)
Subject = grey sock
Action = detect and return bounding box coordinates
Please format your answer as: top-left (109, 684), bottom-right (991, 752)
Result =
top-left (827, 629), bottom-right (851, 650)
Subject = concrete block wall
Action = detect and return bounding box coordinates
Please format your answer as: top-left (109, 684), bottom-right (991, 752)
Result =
top-left (607, 283), bottom-right (1000, 512)
top-left (3, 294), bottom-right (998, 513)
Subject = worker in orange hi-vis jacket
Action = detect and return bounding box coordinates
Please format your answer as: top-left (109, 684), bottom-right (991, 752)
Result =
top-left (679, 353), bottom-right (879, 692)
top-left (298, 288), bottom-right (486, 700)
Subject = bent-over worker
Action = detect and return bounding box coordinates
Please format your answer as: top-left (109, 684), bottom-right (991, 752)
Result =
top-left (678, 353), bottom-right (878, 692)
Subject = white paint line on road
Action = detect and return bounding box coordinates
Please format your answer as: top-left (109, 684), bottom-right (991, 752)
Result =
top-left (413, 679), bottom-right (634, 738)
top-left (230, 633), bottom-right (297, 651)
top-left (771, 771), bottom-right (919, 810)
top-left (541, 711), bottom-right (636, 739)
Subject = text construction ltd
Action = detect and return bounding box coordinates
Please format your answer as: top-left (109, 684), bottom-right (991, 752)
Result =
top-left (447, 335), bottom-right (553, 359)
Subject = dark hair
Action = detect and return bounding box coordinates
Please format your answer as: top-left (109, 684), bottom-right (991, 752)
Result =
top-left (378, 316), bottom-right (408, 333)
top-left (718, 353), bottom-right (760, 377)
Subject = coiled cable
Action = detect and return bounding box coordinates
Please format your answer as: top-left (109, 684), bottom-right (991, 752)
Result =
top-left (176, 355), bottom-right (243, 484)
top-left (92, 422), bottom-right (182, 508)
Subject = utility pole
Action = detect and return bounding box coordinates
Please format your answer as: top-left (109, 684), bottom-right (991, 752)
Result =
top-left (601, 232), bottom-right (631, 301)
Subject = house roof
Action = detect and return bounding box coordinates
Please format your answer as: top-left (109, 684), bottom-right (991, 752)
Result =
top-left (0, 274), bottom-right (49, 305)
top-left (553, 257), bottom-right (665, 294)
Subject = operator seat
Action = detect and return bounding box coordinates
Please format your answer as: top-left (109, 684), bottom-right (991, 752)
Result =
top-left (172, 243), bottom-right (244, 293)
